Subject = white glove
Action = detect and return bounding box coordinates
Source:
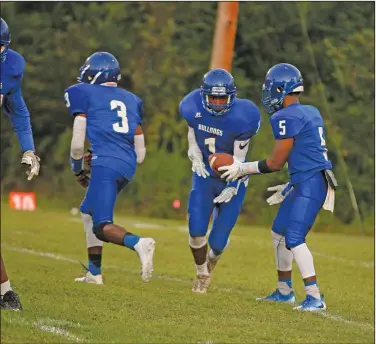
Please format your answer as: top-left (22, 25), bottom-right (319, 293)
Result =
top-left (214, 179), bottom-right (242, 204)
top-left (218, 156), bottom-right (246, 182)
top-left (21, 150), bottom-right (41, 181)
top-left (214, 187), bottom-right (237, 204)
top-left (188, 147), bottom-right (210, 178)
top-left (266, 183), bottom-right (293, 205)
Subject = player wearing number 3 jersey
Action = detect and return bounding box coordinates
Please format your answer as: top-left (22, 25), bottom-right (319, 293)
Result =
top-left (64, 52), bottom-right (155, 286)
top-left (179, 68), bottom-right (261, 293)
top-left (219, 63), bottom-right (337, 312)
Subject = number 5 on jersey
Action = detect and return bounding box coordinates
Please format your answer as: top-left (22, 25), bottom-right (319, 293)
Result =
top-left (279, 120), bottom-right (286, 135)
top-left (111, 100), bottom-right (129, 133)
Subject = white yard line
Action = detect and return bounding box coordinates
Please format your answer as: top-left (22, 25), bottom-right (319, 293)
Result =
top-left (33, 322), bottom-right (83, 343)
top-left (68, 217), bottom-right (374, 268)
top-left (37, 318), bottom-right (83, 328)
top-left (312, 251), bottom-right (374, 268)
top-left (250, 239), bottom-right (374, 268)
top-left (317, 312), bottom-right (375, 331)
top-left (4, 316), bottom-right (84, 342)
top-left (2, 243), bottom-right (374, 332)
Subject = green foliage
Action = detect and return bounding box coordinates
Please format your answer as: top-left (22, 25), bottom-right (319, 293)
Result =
top-left (1, 2), bottom-right (374, 230)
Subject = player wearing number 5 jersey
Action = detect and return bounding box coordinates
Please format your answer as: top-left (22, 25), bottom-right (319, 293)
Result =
top-left (64, 52), bottom-right (155, 286)
top-left (180, 68), bottom-right (261, 293)
top-left (219, 63), bottom-right (337, 312)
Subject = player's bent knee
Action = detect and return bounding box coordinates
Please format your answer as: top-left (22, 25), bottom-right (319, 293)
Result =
top-left (189, 236), bottom-right (206, 249)
top-left (208, 237), bottom-right (230, 256)
top-left (93, 223), bottom-right (111, 243)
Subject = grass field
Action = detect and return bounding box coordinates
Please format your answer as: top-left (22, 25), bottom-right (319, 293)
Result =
top-left (1, 205), bottom-right (374, 343)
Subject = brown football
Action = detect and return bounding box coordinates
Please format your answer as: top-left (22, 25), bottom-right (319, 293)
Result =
top-left (208, 153), bottom-right (234, 177)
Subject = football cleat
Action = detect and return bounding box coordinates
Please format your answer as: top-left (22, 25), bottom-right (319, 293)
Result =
top-left (256, 289), bottom-right (296, 304)
top-left (0, 290), bottom-right (23, 311)
top-left (134, 238), bottom-right (156, 282)
top-left (293, 294), bottom-right (327, 312)
top-left (192, 275), bottom-right (211, 294)
top-left (75, 271), bottom-right (104, 285)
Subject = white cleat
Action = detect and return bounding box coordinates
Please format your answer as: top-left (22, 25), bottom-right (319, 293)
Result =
top-left (75, 271), bottom-right (104, 285)
top-left (192, 275), bottom-right (211, 294)
top-left (135, 238), bottom-right (156, 282)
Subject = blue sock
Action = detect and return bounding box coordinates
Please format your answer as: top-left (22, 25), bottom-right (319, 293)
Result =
top-left (279, 278), bottom-right (292, 288)
top-left (278, 278), bottom-right (292, 295)
top-left (304, 280), bottom-right (318, 287)
top-left (123, 233), bottom-right (140, 251)
top-left (304, 280), bottom-right (320, 299)
top-left (88, 254), bottom-right (102, 276)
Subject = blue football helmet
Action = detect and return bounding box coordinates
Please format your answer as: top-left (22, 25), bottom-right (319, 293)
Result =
top-left (0, 18), bottom-right (11, 63)
top-left (77, 52), bottom-right (121, 84)
top-left (201, 68), bottom-right (236, 116)
top-left (261, 63), bottom-right (304, 115)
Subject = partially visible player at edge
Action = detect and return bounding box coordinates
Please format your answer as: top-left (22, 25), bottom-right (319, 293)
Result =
top-left (180, 68), bottom-right (261, 293)
top-left (64, 52), bottom-right (155, 285)
top-left (219, 63), bottom-right (337, 312)
top-left (0, 18), bottom-right (41, 311)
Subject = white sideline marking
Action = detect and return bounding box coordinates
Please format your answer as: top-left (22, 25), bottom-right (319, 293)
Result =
top-left (313, 251), bottom-right (374, 268)
top-left (34, 322), bottom-right (83, 342)
top-left (69, 217), bottom-right (374, 267)
top-left (4, 316), bottom-right (84, 342)
top-left (317, 312), bottom-right (375, 331)
top-left (68, 217), bottom-right (189, 232)
top-left (2, 244), bottom-right (374, 332)
top-left (38, 317), bottom-right (83, 328)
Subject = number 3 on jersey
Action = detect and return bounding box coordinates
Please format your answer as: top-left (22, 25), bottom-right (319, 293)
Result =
top-left (111, 100), bottom-right (129, 133)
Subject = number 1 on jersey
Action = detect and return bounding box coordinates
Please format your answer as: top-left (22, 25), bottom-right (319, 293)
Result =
top-left (111, 100), bottom-right (129, 133)
top-left (205, 137), bottom-right (216, 153)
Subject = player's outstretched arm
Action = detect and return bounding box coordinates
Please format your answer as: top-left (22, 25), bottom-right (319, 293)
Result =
top-left (3, 88), bottom-right (40, 181)
top-left (212, 138), bottom-right (251, 204)
top-left (134, 125), bottom-right (146, 164)
top-left (70, 114), bottom-right (90, 188)
top-left (218, 138), bottom-right (294, 182)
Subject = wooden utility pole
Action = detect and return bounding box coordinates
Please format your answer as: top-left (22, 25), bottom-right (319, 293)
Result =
top-left (210, 2), bottom-right (239, 72)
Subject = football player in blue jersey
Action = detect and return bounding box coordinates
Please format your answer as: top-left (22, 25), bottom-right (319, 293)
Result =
top-left (0, 17), bottom-right (41, 311)
top-left (180, 68), bottom-right (261, 293)
top-left (64, 52), bottom-right (155, 285)
top-left (219, 63), bottom-right (337, 311)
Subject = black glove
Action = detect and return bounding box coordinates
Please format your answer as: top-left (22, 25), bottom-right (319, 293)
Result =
top-left (83, 149), bottom-right (93, 170)
top-left (75, 169), bottom-right (90, 188)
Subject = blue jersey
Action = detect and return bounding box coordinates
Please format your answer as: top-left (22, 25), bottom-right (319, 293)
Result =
top-left (0, 49), bottom-right (35, 152)
top-left (180, 89), bottom-right (261, 178)
top-left (270, 103), bottom-right (332, 184)
top-left (64, 83), bottom-right (143, 180)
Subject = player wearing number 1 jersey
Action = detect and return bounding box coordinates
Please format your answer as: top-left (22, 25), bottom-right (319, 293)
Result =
top-left (180, 68), bottom-right (261, 293)
top-left (64, 52), bottom-right (155, 285)
top-left (219, 63), bottom-right (337, 311)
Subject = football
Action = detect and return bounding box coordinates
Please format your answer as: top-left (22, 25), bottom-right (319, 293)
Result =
top-left (208, 153), bottom-right (234, 177)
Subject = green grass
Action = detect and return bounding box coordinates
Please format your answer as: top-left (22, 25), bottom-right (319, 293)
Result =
top-left (1, 206), bottom-right (374, 343)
